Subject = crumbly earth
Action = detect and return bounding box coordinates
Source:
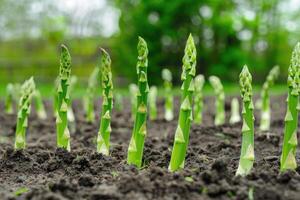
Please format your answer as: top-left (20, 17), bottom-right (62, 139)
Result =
top-left (0, 95), bottom-right (300, 200)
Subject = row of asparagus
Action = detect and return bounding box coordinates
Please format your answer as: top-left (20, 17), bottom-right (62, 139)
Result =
top-left (3, 34), bottom-right (299, 176)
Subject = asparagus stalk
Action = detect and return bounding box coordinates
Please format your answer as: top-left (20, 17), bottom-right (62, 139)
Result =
top-left (169, 34), bottom-right (196, 172)
top-left (129, 83), bottom-right (138, 120)
top-left (67, 75), bottom-right (77, 124)
top-left (229, 98), bottom-right (241, 124)
top-left (14, 77), bottom-right (35, 150)
top-left (149, 86), bottom-right (158, 120)
top-left (56, 45), bottom-right (72, 151)
top-left (194, 75), bottom-right (205, 124)
top-left (162, 69), bottom-right (174, 121)
top-left (127, 37), bottom-right (149, 168)
top-left (280, 43), bottom-right (300, 171)
top-left (114, 93), bottom-right (123, 111)
top-left (259, 65), bottom-right (280, 131)
top-left (5, 83), bottom-right (14, 114)
top-left (34, 90), bottom-right (47, 120)
top-left (13, 83), bottom-right (22, 101)
top-left (97, 48), bottom-right (114, 155)
top-left (236, 65), bottom-right (255, 176)
top-left (209, 76), bottom-right (225, 126)
top-left (85, 67), bottom-right (100, 122)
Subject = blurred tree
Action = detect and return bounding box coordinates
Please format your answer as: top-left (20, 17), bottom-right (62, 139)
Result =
top-left (111, 0), bottom-right (299, 85)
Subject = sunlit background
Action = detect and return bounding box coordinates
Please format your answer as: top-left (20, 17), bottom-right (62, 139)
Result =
top-left (0, 0), bottom-right (300, 88)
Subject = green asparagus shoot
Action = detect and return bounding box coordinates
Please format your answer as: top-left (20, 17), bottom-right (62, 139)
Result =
top-left (169, 34), bottom-right (196, 172)
top-left (15, 77), bottom-right (35, 150)
top-left (97, 48), bottom-right (114, 155)
top-left (259, 65), bottom-right (280, 131)
top-left (12, 83), bottom-right (22, 103)
top-left (56, 44), bottom-right (72, 151)
top-left (149, 86), bottom-right (158, 120)
top-left (127, 37), bottom-right (149, 168)
top-left (229, 98), bottom-right (241, 124)
top-left (129, 83), bottom-right (138, 120)
top-left (5, 83), bottom-right (14, 114)
top-left (209, 76), bottom-right (225, 126)
top-left (34, 89), bottom-right (47, 119)
top-left (85, 67), bottom-right (100, 122)
top-left (193, 74), bottom-right (205, 125)
top-left (115, 93), bottom-right (123, 111)
top-left (162, 68), bottom-right (174, 121)
top-left (67, 75), bottom-right (77, 124)
top-left (280, 43), bottom-right (300, 171)
top-left (236, 65), bottom-right (255, 176)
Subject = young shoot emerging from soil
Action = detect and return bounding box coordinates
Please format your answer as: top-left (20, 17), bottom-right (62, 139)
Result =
top-left (280, 43), bottom-right (300, 171)
top-left (5, 83), bottom-right (14, 114)
top-left (85, 67), bottom-right (100, 123)
top-left (114, 93), bottom-right (123, 111)
top-left (194, 74), bottom-right (205, 125)
top-left (34, 89), bottom-right (47, 120)
top-left (236, 65), bottom-right (255, 176)
top-left (209, 76), bottom-right (225, 126)
top-left (129, 83), bottom-right (138, 120)
top-left (67, 75), bottom-right (77, 133)
top-left (169, 34), bottom-right (196, 172)
top-left (97, 48), bottom-right (113, 155)
top-left (56, 45), bottom-right (72, 151)
top-left (229, 98), bottom-right (241, 124)
top-left (149, 86), bottom-right (158, 120)
top-left (259, 65), bottom-right (280, 131)
top-left (162, 68), bottom-right (174, 121)
top-left (15, 77), bottom-right (35, 150)
top-left (127, 37), bottom-right (149, 168)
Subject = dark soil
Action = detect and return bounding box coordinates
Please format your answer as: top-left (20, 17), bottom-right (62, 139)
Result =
top-left (0, 95), bottom-right (299, 200)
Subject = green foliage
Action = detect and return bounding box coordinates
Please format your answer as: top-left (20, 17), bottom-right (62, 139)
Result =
top-left (162, 69), bottom-right (174, 121)
top-left (169, 34), bottom-right (196, 172)
top-left (34, 90), bottom-right (47, 120)
top-left (15, 77), bottom-right (35, 150)
top-left (193, 74), bottom-right (205, 124)
top-left (56, 44), bottom-right (72, 151)
top-left (129, 83), bottom-right (138, 119)
top-left (85, 67), bottom-right (100, 122)
top-left (259, 65), bottom-right (280, 131)
top-left (280, 43), bottom-right (300, 171)
top-left (127, 37), bottom-right (149, 168)
top-left (5, 83), bottom-right (14, 114)
top-left (236, 65), bottom-right (254, 176)
top-left (149, 86), bottom-right (158, 120)
top-left (229, 98), bottom-right (241, 124)
top-left (209, 76), bottom-right (225, 126)
top-left (112, 0), bottom-right (291, 84)
top-left (97, 48), bottom-right (114, 155)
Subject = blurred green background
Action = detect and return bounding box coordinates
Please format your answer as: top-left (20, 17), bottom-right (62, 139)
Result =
top-left (0, 0), bottom-right (299, 91)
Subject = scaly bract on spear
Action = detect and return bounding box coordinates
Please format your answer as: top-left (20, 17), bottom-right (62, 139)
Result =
top-left (127, 37), bottom-right (149, 168)
top-left (280, 43), bottom-right (300, 171)
top-left (236, 65), bottom-right (255, 176)
top-left (169, 34), bottom-right (196, 172)
top-left (97, 48), bottom-right (113, 155)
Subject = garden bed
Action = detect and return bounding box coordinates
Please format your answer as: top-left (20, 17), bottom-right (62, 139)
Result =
top-left (0, 95), bottom-right (299, 200)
